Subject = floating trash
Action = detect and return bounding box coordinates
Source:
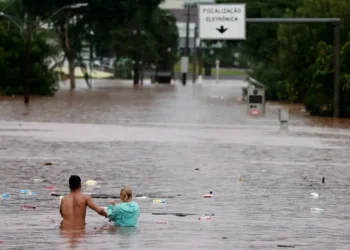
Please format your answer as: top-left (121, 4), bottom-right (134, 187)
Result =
top-left (153, 199), bottom-right (166, 204)
top-left (205, 213), bottom-right (215, 216)
top-left (277, 245), bottom-right (295, 248)
top-left (310, 193), bottom-right (319, 198)
top-left (20, 190), bottom-right (36, 196)
top-left (44, 162), bottom-right (53, 166)
top-left (198, 216), bottom-right (211, 221)
top-left (156, 221), bottom-right (168, 224)
top-left (136, 196), bottom-right (148, 199)
top-left (1, 194), bottom-right (9, 199)
top-left (239, 176), bottom-right (243, 182)
top-left (195, 168), bottom-right (199, 170)
top-left (47, 186), bottom-right (55, 190)
top-left (23, 205), bottom-right (36, 210)
top-left (310, 208), bottom-right (324, 213)
top-left (0, 240), bottom-right (3, 244)
top-left (33, 178), bottom-right (44, 183)
top-left (203, 191), bottom-right (213, 198)
top-left (322, 177), bottom-right (325, 184)
top-left (85, 180), bottom-right (97, 186)
top-left (222, 237), bottom-right (227, 239)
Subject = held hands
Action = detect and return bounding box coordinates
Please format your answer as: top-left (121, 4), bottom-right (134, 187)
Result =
top-left (99, 208), bottom-right (108, 218)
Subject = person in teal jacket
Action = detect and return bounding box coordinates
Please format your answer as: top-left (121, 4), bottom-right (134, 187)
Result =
top-left (107, 187), bottom-right (140, 227)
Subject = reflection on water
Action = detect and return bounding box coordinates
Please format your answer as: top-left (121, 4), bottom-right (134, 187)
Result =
top-left (60, 228), bottom-right (86, 249)
top-left (0, 80), bottom-right (350, 249)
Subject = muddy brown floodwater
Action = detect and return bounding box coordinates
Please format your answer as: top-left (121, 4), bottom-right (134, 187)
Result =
top-left (1, 79), bottom-right (350, 250)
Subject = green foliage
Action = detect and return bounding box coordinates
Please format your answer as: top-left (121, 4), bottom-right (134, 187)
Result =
top-left (276, 0), bottom-right (350, 116)
top-left (220, 0), bottom-right (350, 117)
top-left (0, 26), bottom-right (58, 95)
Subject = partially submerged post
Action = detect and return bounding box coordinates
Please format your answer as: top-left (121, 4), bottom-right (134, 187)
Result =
top-left (215, 59), bottom-right (220, 83)
top-left (247, 77), bottom-right (265, 116)
top-left (279, 108), bottom-right (289, 130)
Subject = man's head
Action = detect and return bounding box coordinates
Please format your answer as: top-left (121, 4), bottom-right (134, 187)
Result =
top-left (69, 175), bottom-right (81, 191)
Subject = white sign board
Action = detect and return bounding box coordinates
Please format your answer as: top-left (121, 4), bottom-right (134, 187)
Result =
top-left (181, 57), bottom-right (189, 73)
top-left (198, 4), bottom-right (246, 40)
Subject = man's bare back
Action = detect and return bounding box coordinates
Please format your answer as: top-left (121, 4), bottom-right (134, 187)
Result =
top-left (60, 175), bottom-right (107, 229)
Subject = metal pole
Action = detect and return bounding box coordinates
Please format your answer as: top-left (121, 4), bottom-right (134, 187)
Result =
top-left (334, 23), bottom-right (340, 118)
top-left (192, 25), bottom-right (197, 83)
top-left (24, 23), bottom-right (32, 105)
top-left (216, 60), bottom-right (219, 83)
top-left (89, 37), bottom-right (93, 87)
top-left (183, 5), bottom-right (190, 86)
top-left (198, 40), bottom-right (202, 83)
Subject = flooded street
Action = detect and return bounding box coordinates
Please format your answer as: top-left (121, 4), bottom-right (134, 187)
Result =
top-left (1, 79), bottom-right (350, 249)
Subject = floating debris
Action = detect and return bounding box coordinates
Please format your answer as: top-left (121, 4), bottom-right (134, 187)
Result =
top-left (23, 205), bottom-right (36, 210)
top-left (152, 212), bottom-right (198, 217)
top-left (1, 194), bottom-right (9, 199)
top-left (310, 192), bottom-right (319, 198)
top-left (195, 168), bottom-right (200, 170)
top-left (85, 180), bottom-right (97, 186)
top-left (20, 190), bottom-right (36, 196)
top-left (322, 177), bottom-right (325, 184)
top-left (277, 245), bottom-right (295, 248)
top-left (153, 199), bottom-right (166, 204)
top-left (44, 162), bottom-right (53, 166)
top-left (310, 208), bottom-right (324, 213)
top-left (198, 216), bottom-right (211, 221)
top-left (135, 195), bottom-right (148, 199)
top-left (204, 191), bottom-right (213, 198)
top-left (156, 221), bottom-right (168, 224)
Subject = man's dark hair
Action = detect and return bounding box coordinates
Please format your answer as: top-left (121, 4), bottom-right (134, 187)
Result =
top-left (69, 175), bottom-right (81, 191)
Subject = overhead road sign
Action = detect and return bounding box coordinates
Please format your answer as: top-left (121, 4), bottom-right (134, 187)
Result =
top-left (198, 4), bottom-right (246, 40)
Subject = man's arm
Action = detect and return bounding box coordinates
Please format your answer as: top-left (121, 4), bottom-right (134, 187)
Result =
top-left (86, 195), bottom-right (107, 217)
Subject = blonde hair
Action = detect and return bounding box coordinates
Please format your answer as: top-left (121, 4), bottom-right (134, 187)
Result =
top-left (120, 187), bottom-right (133, 202)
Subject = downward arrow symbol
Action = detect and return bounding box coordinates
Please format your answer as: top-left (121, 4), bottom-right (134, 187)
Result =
top-left (216, 25), bottom-right (228, 34)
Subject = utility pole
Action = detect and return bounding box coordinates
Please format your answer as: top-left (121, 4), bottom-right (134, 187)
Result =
top-left (192, 25), bottom-right (197, 83)
top-left (198, 40), bottom-right (202, 83)
top-left (333, 23), bottom-right (340, 118)
top-left (89, 30), bottom-right (93, 88)
top-left (183, 4), bottom-right (191, 86)
top-left (24, 23), bottom-right (32, 105)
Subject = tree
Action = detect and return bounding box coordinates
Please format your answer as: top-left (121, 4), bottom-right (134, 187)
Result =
top-left (148, 8), bottom-right (179, 75)
top-left (216, 0), bottom-right (303, 100)
top-left (277, 0), bottom-right (350, 116)
top-left (0, 0), bottom-right (59, 96)
top-left (22, 0), bottom-right (91, 89)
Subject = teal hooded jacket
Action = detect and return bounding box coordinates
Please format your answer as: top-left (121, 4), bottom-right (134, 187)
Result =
top-left (107, 201), bottom-right (140, 227)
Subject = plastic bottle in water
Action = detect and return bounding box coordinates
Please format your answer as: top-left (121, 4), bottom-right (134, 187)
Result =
top-left (153, 199), bottom-right (166, 204)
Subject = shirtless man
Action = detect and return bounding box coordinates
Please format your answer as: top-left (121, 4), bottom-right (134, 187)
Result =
top-left (60, 175), bottom-right (107, 229)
